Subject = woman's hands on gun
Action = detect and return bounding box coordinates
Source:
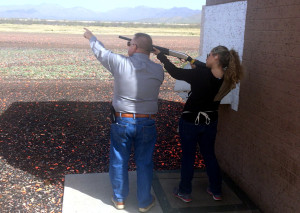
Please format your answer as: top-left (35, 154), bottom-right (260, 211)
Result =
top-left (152, 47), bottom-right (196, 68)
top-left (152, 47), bottom-right (161, 55)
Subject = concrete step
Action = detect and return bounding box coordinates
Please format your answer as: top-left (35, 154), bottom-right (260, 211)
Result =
top-left (62, 171), bottom-right (162, 213)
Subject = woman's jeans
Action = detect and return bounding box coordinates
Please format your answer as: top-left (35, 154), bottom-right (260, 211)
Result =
top-left (178, 117), bottom-right (222, 195)
top-left (109, 116), bottom-right (156, 208)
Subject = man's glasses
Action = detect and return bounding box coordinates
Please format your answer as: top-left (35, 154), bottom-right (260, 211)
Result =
top-left (127, 41), bottom-right (137, 48)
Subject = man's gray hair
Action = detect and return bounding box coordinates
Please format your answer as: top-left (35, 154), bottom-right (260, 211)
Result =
top-left (134, 33), bottom-right (153, 53)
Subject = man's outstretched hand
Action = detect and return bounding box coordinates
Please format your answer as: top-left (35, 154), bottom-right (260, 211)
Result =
top-left (83, 28), bottom-right (94, 40)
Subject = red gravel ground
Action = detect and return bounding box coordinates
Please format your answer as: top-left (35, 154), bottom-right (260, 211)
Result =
top-left (0, 32), bottom-right (203, 212)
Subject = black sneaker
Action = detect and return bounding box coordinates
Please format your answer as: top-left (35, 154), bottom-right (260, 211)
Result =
top-left (173, 187), bottom-right (192, 203)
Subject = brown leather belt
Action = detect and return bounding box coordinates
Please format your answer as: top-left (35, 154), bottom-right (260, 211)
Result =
top-left (115, 112), bottom-right (155, 119)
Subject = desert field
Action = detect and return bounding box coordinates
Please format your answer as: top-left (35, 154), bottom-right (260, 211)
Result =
top-left (0, 31), bottom-right (200, 79)
top-left (0, 26), bottom-right (203, 212)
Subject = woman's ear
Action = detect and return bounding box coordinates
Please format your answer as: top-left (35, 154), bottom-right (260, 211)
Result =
top-left (213, 54), bottom-right (220, 65)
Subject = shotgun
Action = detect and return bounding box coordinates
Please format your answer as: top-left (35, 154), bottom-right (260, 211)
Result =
top-left (119, 35), bottom-right (202, 67)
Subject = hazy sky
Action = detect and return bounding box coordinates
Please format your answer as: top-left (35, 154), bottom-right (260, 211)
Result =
top-left (0, 0), bottom-right (206, 12)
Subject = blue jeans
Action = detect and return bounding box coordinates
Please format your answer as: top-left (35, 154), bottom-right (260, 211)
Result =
top-left (178, 117), bottom-right (222, 195)
top-left (109, 116), bottom-right (156, 208)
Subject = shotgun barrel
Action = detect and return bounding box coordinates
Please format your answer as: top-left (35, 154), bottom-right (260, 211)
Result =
top-left (119, 35), bottom-right (201, 66)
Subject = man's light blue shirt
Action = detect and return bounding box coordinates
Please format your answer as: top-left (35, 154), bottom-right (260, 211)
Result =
top-left (89, 36), bottom-right (164, 114)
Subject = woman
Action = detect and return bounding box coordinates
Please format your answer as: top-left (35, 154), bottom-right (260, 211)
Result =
top-left (153, 46), bottom-right (243, 202)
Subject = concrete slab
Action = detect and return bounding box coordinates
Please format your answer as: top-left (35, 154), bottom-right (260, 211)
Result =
top-left (152, 170), bottom-right (261, 213)
top-left (62, 172), bottom-right (163, 213)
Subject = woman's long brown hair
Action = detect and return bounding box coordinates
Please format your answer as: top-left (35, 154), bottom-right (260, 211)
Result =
top-left (211, 46), bottom-right (244, 101)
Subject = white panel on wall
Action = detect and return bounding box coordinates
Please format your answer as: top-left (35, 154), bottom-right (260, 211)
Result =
top-left (199, 1), bottom-right (247, 62)
top-left (175, 1), bottom-right (247, 111)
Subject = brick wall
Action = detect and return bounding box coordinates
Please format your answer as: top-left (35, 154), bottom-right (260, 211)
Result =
top-left (210, 0), bottom-right (300, 212)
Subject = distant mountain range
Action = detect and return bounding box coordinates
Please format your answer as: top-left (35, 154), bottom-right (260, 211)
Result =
top-left (0, 4), bottom-right (202, 24)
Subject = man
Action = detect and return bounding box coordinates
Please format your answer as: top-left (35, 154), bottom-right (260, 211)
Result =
top-left (83, 28), bottom-right (164, 212)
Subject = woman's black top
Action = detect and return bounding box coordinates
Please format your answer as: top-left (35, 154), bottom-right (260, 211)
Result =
top-left (157, 53), bottom-right (224, 123)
